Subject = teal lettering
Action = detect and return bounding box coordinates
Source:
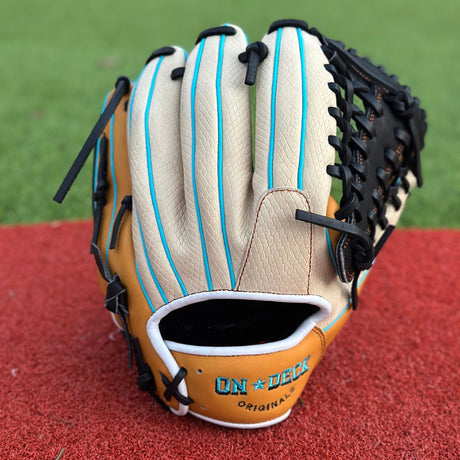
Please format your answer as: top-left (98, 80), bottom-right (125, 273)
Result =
top-left (281, 368), bottom-right (292, 385)
top-left (292, 362), bottom-right (302, 380)
top-left (301, 355), bottom-right (311, 375)
top-left (231, 378), bottom-right (248, 395)
top-left (215, 377), bottom-right (230, 395)
top-left (268, 373), bottom-right (280, 390)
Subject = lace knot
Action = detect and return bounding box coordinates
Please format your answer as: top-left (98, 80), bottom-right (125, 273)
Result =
top-left (238, 41), bottom-right (269, 86)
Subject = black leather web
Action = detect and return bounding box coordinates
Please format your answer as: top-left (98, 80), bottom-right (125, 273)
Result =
top-left (294, 22), bottom-right (427, 308)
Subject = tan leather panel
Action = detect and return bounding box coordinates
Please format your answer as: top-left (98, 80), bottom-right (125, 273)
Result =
top-left (171, 326), bottom-right (325, 425)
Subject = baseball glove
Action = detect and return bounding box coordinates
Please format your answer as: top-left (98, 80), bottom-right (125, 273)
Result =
top-left (55, 19), bottom-right (426, 428)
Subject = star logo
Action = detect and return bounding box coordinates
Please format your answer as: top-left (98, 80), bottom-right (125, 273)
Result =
top-left (252, 378), bottom-right (266, 391)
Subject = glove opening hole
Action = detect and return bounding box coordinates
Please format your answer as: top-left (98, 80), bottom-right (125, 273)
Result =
top-left (196, 368), bottom-right (203, 375)
top-left (159, 298), bottom-right (319, 347)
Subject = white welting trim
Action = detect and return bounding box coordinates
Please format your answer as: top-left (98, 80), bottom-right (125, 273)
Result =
top-left (147, 324), bottom-right (189, 417)
top-left (189, 408), bottom-right (291, 429)
top-left (147, 290), bottom-right (330, 324)
top-left (146, 290), bottom-right (330, 356)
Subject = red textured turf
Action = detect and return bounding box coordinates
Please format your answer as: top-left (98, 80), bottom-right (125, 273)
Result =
top-left (0, 221), bottom-right (458, 459)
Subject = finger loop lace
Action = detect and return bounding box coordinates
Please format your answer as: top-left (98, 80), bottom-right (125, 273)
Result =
top-left (110, 195), bottom-right (133, 249)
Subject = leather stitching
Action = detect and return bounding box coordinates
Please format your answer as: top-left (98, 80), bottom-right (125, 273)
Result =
top-left (236, 188), bottom-right (313, 291)
top-left (312, 326), bottom-right (326, 359)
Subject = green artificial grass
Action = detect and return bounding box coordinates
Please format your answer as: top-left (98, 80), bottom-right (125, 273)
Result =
top-left (1, 0), bottom-right (458, 227)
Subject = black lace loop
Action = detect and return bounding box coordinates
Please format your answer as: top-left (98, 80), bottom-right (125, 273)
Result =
top-left (295, 209), bottom-right (375, 309)
top-left (105, 274), bottom-right (129, 317)
top-left (146, 46), bottom-right (175, 66)
top-left (104, 278), bottom-right (169, 410)
top-left (160, 368), bottom-right (193, 405)
top-left (295, 210), bottom-right (374, 265)
top-left (104, 274), bottom-right (133, 367)
top-left (295, 209), bottom-right (398, 309)
top-left (359, 91), bottom-right (384, 116)
top-left (196, 25), bottom-right (236, 44)
top-left (171, 66), bottom-right (185, 80)
top-left (93, 135), bottom-right (109, 204)
top-left (129, 336), bottom-right (163, 404)
top-left (91, 134), bottom-right (109, 255)
top-left (110, 195), bottom-right (133, 249)
top-left (104, 275), bottom-right (171, 410)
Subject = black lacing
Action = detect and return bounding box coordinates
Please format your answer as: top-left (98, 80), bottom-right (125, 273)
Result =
top-left (130, 336), bottom-right (168, 409)
top-left (110, 195), bottom-right (133, 249)
top-left (104, 275), bottom-right (133, 366)
top-left (54, 76), bottom-right (131, 281)
top-left (146, 46), bottom-right (176, 65)
top-left (324, 62), bottom-right (420, 239)
top-left (106, 275), bottom-right (192, 407)
top-left (170, 66), bottom-right (185, 80)
top-left (293, 25), bottom-right (426, 308)
top-left (89, 134), bottom-right (112, 281)
top-left (296, 209), bottom-right (395, 309)
top-left (320, 70), bottom-right (406, 305)
top-left (53, 76), bottom-right (130, 204)
top-left (160, 368), bottom-right (193, 406)
top-left (91, 135), bottom-right (109, 250)
top-left (325, 74), bottom-right (383, 219)
top-left (105, 275), bottom-right (162, 405)
top-left (238, 41), bottom-right (269, 86)
top-left (295, 209), bottom-right (376, 307)
top-left (196, 25), bottom-right (237, 44)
